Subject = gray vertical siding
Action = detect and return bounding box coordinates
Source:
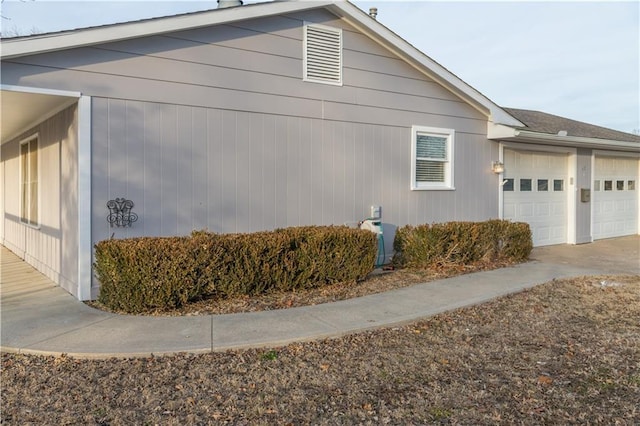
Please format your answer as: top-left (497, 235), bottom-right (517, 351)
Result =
top-left (0, 105), bottom-right (79, 294)
top-left (91, 99), bottom-right (496, 238)
top-left (575, 148), bottom-right (593, 243)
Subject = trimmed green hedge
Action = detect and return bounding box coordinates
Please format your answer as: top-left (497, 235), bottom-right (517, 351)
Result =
top-left (392, 220), bottom-right (532, 269)
top-left (94, 226), bottom-right (377, 313)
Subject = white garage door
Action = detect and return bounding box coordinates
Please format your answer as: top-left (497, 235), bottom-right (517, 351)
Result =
top-left (593, 156), bottom-right (639, 239)
top-left (503, 149), bottom-right (569, 246)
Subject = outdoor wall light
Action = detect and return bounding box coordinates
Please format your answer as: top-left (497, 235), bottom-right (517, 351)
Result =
top-left (492, 161), bottom-right (505, 174)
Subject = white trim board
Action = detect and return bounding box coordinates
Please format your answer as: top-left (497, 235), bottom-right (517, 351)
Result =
top-left (0, 84), bottom-right (82, 98)
top-left (77, 95), bottom-right (92, 301)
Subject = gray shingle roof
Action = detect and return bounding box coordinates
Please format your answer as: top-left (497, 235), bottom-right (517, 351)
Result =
top-left (504, 108), bottom-right (640, 144)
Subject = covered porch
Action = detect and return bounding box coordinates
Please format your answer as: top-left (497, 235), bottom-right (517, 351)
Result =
top-left (1, 85), bottom-right (92, 300)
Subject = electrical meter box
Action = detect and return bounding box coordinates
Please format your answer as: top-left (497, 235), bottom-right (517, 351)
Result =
top-left (580, 188), bottom-right (591, 203)
top-left (370, 205), bottom-right (382, 220)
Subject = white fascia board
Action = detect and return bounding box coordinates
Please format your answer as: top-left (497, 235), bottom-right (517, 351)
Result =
top-left (490, 125), bottom-right (640, 152)
top-left (0, 84), bottom-right (81, 98)
top-left (592, 149), bottom-right (640, 159)
top-left (1, 1), bottom-right (334, 59)
top-left (329, 2), bottom-right (523, 127)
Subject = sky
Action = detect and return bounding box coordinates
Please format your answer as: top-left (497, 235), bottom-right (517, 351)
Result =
top-left (1, 0), bottom-right (638, 134)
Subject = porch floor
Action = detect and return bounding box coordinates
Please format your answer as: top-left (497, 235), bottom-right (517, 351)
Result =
top-left (0, 246), bottom-right (58, 300)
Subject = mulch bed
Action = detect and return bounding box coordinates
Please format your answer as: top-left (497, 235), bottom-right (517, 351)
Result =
top-left (2, 274), bottom-right (639, 424)
top-left (87, 260), bottom-right (515, 316)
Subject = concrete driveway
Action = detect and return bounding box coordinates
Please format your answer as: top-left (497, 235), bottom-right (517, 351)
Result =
top-left (531, 235), bottom-right (639, 275)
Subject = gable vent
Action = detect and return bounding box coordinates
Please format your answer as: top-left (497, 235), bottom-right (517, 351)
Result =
top-left (304, 23), bottom-right (342, 85)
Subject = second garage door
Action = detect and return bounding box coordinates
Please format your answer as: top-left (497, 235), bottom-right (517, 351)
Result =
top-left (503, 149), bottom-right (569, 246)
top-left (593, 156), bottom-right (638, 240)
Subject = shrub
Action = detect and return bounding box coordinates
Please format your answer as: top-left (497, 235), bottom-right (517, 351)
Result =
top-left (93, 236), bottom-right (211, 313)
top-left (392, 220), bottom-right (532, 269)
top-left (94, 226), bottom-right (377, 313)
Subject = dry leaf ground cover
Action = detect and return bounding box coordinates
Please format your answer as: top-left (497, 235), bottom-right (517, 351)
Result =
top-left (2, 274), bottom-right (639, 424)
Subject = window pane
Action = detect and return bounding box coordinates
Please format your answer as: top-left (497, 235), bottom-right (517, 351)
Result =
top-left (593, 180), bottom-right (600, 191)
top-left (553, 179), bottom-right (564, 191)
top-left (21, 183), bottom-right (28, 222)
top-left (629, 180), bottom-right (636, 190)
top-left (21, 143), bottom-right (29, 223)
top-left (29, 139), bottom-right (38, 182)
top-left (616, 180), bottom-right (624, 191)
top-left (416, 134), bottom-right (447, 160)
top-left (503, 178), bottom-right (514, 191)
top-left (19, 138), bottom-right (38, 225)
top-left (604, 180), bottom-right (612, 191)
top-left (21, 143), bottom-right (28, 181)
top-left (537, 179), bottom-right (548, 191)
top-left (520, 179), bottom-right (532, 191)
top-left (416, 159), bottom-right (445, 182)
top-left (30, 182), bottom-right (38, 226)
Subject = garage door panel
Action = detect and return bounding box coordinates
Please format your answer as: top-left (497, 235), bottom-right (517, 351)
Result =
top-left (552, 227), bottom-right (565, 239)
top-left (552, 202), bottom-right (565, 215)
top-left (535, 204), bottom-right (550, 217)
top-left (598, 200), bottom-right (611, 212)
top-left (593, 156), bottom-right (638, 240)
top-left (536, 227), bottom-right (551, 243)
top-left (503, 204), bottom-right (516, 217)
top-left (519, 203), bottom-right (534, 218)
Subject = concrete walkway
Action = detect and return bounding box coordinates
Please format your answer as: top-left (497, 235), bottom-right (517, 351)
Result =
top-left (1, 236), bottom-right (638, 358)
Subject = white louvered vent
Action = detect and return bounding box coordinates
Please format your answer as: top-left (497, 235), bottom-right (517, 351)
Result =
top-left (304, 23), bottom-right (342, 85)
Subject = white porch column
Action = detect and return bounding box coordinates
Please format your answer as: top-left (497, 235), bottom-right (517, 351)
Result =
top-left (77, 95), bottom-right (92, 301)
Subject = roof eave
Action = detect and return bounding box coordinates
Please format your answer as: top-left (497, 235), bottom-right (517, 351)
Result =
top-left (0, 1), bottom-right (334, 59)
top-left (489, 123), bottom-right (640, 152)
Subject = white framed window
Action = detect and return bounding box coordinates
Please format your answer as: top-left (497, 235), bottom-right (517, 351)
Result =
top-left (411, 126), bottom-right (455, 190)
top-left (303, 22), bottom-right (342, 86)
top-left (19, 134), bottom-right (39, 227)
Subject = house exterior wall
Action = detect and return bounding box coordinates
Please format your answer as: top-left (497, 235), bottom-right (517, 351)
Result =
top-left (0, 10), bottom-right (500, 297)
top-left (0, 105), bottom-right (79, 294)
top-left (575, 148), bottom-right (593, 244)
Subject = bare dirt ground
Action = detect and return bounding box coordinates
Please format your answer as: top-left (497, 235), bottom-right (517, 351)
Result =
top-left (2, 274), bottom-right (639, 425)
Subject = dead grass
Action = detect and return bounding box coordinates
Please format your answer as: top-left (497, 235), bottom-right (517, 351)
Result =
top-left (3, 274), bottom-right (639, 424)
